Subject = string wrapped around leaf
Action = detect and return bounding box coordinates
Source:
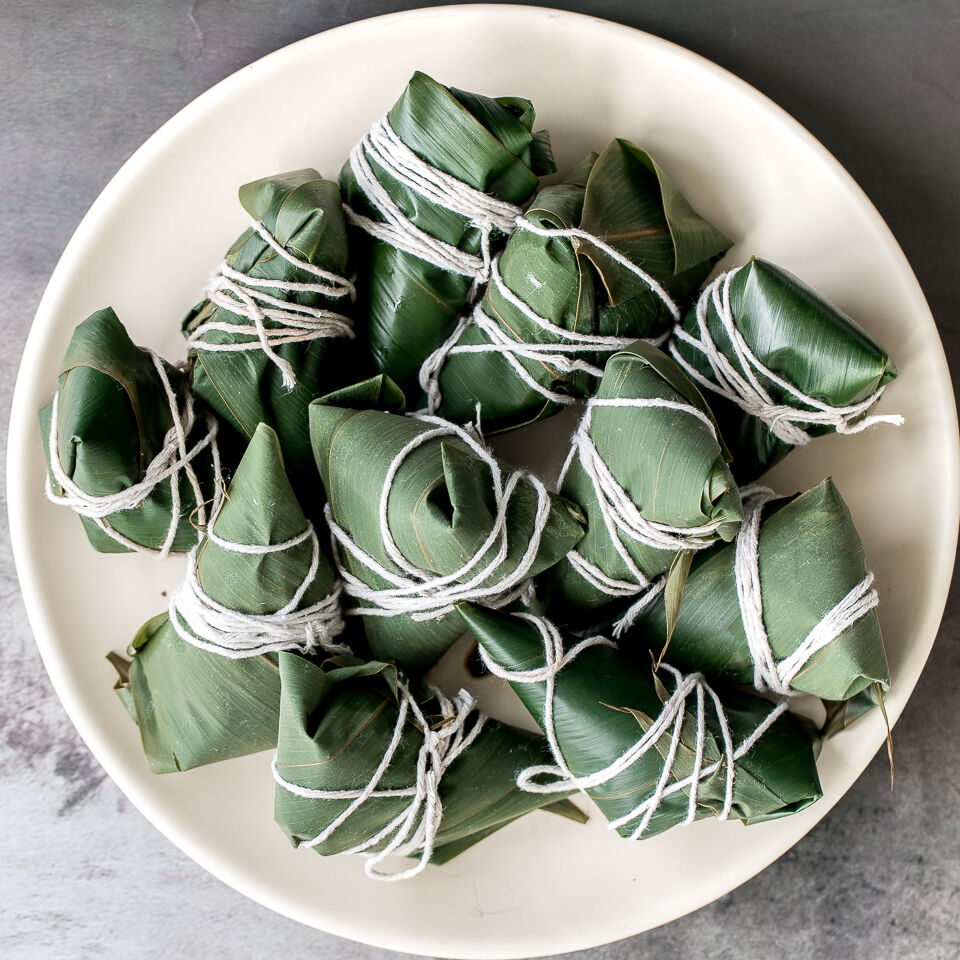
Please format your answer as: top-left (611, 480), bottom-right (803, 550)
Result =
top-left (41, 307), bottom-right (222, 557)
top-left (418, 140), bottom-right (732, 434)
top-left (537, 340), bottom-right (742, 633)
top-left (340, 70), bottom-right (556, 400)
top-left (111, 424), bottom-right (347, 773)
top-left (668, 257), bottom-right (901, 481)
top-left (272, 653), bottom-right (582, 881)
top-left (463, 606), bottom-right (822, 840)
top-left (183, 169), bottom-right (358, 482)
top-left (308, 375), bottom-right (584, 674)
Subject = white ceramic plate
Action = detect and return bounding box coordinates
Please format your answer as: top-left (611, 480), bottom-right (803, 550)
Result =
top-left (8, 6), bottom-right (958, 958)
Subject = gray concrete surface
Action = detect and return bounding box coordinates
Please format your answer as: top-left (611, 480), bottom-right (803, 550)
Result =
top-left (1, 2), bottom-right (958, 957)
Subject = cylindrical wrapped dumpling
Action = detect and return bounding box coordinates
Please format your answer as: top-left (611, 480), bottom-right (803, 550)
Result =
top-left (308, 375), bottom-right (584, 674)
top-left (623, 480), bottom-right (890, 702)
top-left (669, 257), bottom-right (900, 481)
top-left (464, 606), bottom-right (822, 840)
top-left (340, 71), bottom-right (555, 401)
top-left (113, 424), bottom-right (345, 772)
top-left (422, 140), bottom-right (731, 433)
top-left (41, 307), bottom-right (222, 556)
top-left (272, 652), bottom-right (578, 879)
top-left (183, 169), bottom-right (359, 482)
top-left (538, 340), bottom-right (741, 625)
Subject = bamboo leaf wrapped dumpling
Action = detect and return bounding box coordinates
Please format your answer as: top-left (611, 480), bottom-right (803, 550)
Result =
top-left (182, 169), bottom-right (358, 481)
top-left (40, 307), bottom-right (222, 555)
top-left (419, 160), bottom-right (597, 433)
top-left (308, 376), bottom-right (584, 674)
top-left (272, 652), bottom-right (578, 879)
top-left (113, 424), bottom-right (346, 773)
top-left (538, 340), bottom-right (742, 627)
top-left (340, 71), bottom-right (556, 400)
top-left (463, 606), bottom-right (822, 839)
top-left (623, 480), bottom-right (890, 702)
top-left (668, 257), bottom-right (901, 481)
top-left (421, 140), bottom-right (732, 433)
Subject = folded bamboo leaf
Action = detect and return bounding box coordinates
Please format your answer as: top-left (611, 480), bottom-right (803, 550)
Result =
top-left (422, 140), bottom-right (731, 433)
top-left (309, 375), bottom-right (584, 674)
top-left (340, 71), bottom-right (555, 400)
top-left (40, 307), bottom-right (222, 555)
top-left (538, 340), bottom-right (741, 623)
top-left (669, 257), bottom-right (900, 481)
top-left (183, 169), bottom-right (360, 483)
top-left (463, 606), bottom-right (822, 839)
top-left (663, 548), bottom-right (694, 652)
top-left (113, 424), bottom-right (343, 772)
top-left (580, 140), bottom-right (732, 321)
top-left (625, 480), bottom-right (889, 701)
top-left (822, 687), bottom-right (883, 738)
top-left (273, 651), bottom-right (576, 878)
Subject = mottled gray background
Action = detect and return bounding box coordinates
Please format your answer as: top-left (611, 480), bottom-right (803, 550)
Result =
top-left (2, 1), bottom-right (958, 958)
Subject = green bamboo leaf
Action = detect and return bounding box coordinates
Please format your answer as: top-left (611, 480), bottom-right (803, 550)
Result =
top-left (821, 682), bottom-right (893, 789)
top-left (660, 549), bottom-right (694, 664)
top-left (114, 424), bottom-right (340, 773)
top-left (308, 376), bottom-right (584, 674)
top-left (579, 139), bottom-right (730, 317)
top-left (273, 651), bottom-right (575, 869)
top-left (463, 606), bottom-right (822, 838)
top-left (540, 798), bottom-right (590, 824)
top-left (627, 479), bottom-right (890, 701)
top-left (429, 823), bottom-right (525, 866)
top-left (821, 687), bottom-right (877, 738)
top-left (340, 72), bottom-right (552, 400)
top-left (320, 372), bottom-right (406, 415)
top-left (183, 169), bottom-right (361, 488)
top-left (672, 257), bottom-right (898, 481)
top-left (39, 308), bottom-right (221, 554)
top-left (108, 651), bottom-right (138, 723)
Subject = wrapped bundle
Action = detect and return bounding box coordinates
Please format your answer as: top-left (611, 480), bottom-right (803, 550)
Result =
top-left (40, 307), bottom-right (222, 556)
top-left (624, 480), bottom-right (889, 702)
top-left (340, 71), bottom-right (555, 399)
top-left (183, 169), bottom-right (357, 480)
top-left (420, 140), bottom-right (732, 433)
top-left (273, 652), bottom-right (581, 880)
top-left (113, 424), bottom-right (346, 772)
top-left (464, 606), bottom-right (822, 839)
top-left (309, 376), bottom-right (584, 673)
top-left (669, 257), bottom-right (901, 481)
top-left (538, 340), bottom-right (742, 627)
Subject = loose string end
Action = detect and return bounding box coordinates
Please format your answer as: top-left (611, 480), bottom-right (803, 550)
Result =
top-left (838, 412), bottom-right (905, 436)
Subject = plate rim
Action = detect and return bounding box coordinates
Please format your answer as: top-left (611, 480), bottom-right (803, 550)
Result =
top-left (7, 5), bottom-right (959, 957)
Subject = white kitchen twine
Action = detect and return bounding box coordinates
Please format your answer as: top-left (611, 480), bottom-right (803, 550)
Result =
top-left (418, 222), bottom-right (679, 414)
top-left (45, 352), bottom-right (222, 559)
top-left (325, 414), bottom-right (551, 620)
top-left (557, 396), bottom-right (729, 635)
top-left (477, 613), bottom-right (787, 838)
top-left (272, 682), bottom-right (485, 881)
top-left (735, 485), bottom-right (879, 696)
top-left (168, 518), bottom-right (348, 659)
top-left (189, 219), bottom-right (355, 390)
top-left (344, 114), bottom-right (522, 294)
top-left (669, 267), bottom-right (903, 445)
